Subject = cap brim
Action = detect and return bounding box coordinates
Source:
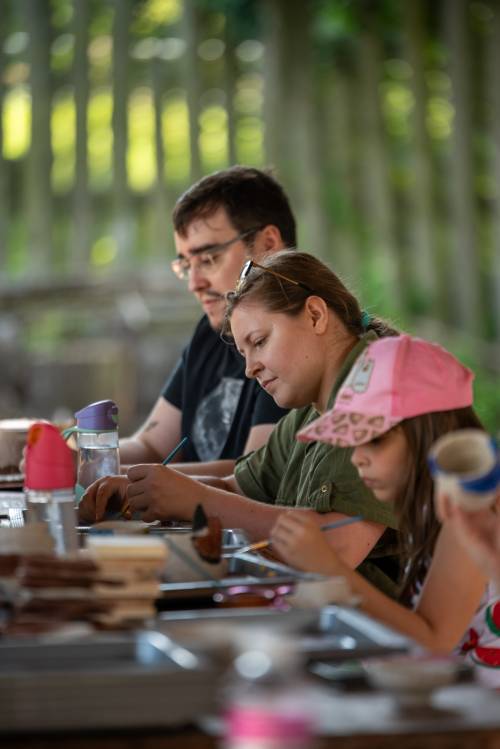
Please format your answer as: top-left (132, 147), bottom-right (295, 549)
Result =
top-left (296, 409), bottom-right (400, 447)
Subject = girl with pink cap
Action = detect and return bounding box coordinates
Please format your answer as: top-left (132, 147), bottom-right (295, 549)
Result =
top-left (270, 334), bottom-right (500, 679)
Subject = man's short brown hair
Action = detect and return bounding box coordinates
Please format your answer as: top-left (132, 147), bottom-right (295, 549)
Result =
top-left (172, 166), bottom-right (296, 247)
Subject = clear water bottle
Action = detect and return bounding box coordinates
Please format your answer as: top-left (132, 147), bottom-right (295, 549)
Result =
top-left (72, 400), bottom-right (120, 502)
top-left (24, 422), bottom-right (79, 556)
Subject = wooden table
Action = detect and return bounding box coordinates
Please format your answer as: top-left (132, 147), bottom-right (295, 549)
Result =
top-left (3, 726), bottom-right (500, 749)
top-left (4, 683), bottom-right (500, 749)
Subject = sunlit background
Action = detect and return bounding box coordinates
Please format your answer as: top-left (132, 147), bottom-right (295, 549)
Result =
top-left (0, 0), bottom-right (499, 434)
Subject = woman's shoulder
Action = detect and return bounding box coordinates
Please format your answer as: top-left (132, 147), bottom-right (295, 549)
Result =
top-left (275, 404), bottom-right (318, 435)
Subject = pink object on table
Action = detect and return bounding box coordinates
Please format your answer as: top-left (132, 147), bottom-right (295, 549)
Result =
top-left (24, 422), bottom-right (75, 490)
top-left (297, 334), bottom-right (474, 448)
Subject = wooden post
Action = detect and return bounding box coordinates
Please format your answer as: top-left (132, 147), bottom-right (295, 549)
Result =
top-left (24, 0), bottom-right (53, 271)
top-left (112, 0), bottom-right (132, 264)
top-left (443, 0), bottom-right (481, 334)
top-left (355, 18), bottom-right (402, 308)
top-left (261, 0), bottom-right (290, 175)
top-left (261, 0), bottom-right (328, 254)
top-left (0, 9), bottom-right (8, 272)
top-left (324, 68), bottom-right (362, 279)
top-left (180, 0), bottom-right (202, 182)
top-left (486, 1), bottom-right (500, 338)
top-left (403, 0), bottom-right (438, 314)
top-left (72, 0), bottom-right (91, 273)
top-left (151, 53), bottom-right (171, 262)
top-left (223, 23), bottom-right (237, 167)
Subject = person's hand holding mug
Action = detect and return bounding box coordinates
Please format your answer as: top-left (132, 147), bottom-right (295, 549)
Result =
top-left (430, 428), bottom-right (500, 589)
top-left (439, 491), bottom-right (500, 589)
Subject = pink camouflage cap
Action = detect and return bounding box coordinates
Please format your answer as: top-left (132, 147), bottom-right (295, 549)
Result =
top-left (297, 335), bottom-right (474, 448)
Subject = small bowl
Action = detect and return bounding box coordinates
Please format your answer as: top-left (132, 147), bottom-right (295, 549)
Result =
top-left (364, 655), bottom-right (460, 704)
top-left (0, 418), bottom-right (40, 478)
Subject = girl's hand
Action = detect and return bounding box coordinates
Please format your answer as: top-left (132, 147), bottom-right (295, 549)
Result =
top-left (270, 511), bottom-right (341, 575)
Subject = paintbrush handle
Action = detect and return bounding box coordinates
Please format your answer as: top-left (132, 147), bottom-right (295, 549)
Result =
top-left (320, 515), bottom-right (363, 532)
top-left (235, 539), bottom-right (271, 555)
top-left (235, 515), bottom-right (363, 556)
top-left (162, 436), bottom-right (188, 465)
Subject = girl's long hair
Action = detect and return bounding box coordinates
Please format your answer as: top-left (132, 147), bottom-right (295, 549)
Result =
top-left (397, 407), bottom-right (484, 601)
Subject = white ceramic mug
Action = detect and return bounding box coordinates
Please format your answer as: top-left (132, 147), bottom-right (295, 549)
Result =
top-left (428, 428), bottom-right (500, 512)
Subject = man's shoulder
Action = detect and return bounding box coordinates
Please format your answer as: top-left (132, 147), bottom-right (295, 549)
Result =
top-left (184, 315), bottom-right (224, 353)
top-left (189, 314), bottom-right (217, 342)
top-left (180, 315), bottom-right (244, 386)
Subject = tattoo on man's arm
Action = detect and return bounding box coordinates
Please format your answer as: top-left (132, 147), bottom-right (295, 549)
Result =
top-left (144, 420), bottom-right (159, 433)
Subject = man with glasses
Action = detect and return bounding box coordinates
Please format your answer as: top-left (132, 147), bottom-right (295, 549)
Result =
top-left (118, 166), bottom-right (295, 474)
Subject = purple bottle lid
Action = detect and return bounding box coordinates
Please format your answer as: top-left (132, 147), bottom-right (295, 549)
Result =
top-left (75, 400), bottom-right (119, 431)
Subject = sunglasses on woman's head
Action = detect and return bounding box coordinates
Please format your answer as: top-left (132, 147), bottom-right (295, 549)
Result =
top-left (236, 259), bottom-right (315, 294)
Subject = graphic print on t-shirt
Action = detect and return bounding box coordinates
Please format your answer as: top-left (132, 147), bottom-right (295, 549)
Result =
top-left (191, 377), bottom-right (244, 461)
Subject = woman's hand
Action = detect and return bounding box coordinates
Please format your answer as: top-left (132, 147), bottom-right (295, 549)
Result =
top-left (270, 511), bottom-right (341, 575)
top-left (78, 475), bottom-right (129, 524)
top-left (125, 464), bottom-right (197, 522)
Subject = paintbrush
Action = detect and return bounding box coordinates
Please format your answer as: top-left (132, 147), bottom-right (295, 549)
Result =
top-left (229, 514), bottom-right (364, 557)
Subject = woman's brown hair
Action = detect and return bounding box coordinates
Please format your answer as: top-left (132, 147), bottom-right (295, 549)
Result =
top-left (397, 407), bottom-right (485, 602)
top-left (223, 250), bottom-right (399, 339)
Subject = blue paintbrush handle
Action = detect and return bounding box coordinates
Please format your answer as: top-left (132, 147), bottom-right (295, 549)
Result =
top-left (162, 436), bottom-right (188, 465)
top-left (320, 515), bottom-right (363, 532)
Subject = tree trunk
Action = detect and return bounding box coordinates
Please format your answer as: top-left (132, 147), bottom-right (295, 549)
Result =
top-left (403, 0), bottom-right (437, 314)
top-left (72, 0), bottom-right (91, 272)
top-left (260, 0), bottom-right (292, 184)
top-left (355, 23), bottom-right (401, 307)
top-left (443, 0), bottom-right (481, 334)
top-left (0, 9), bottom-right (8, 272)
top-left (181, 0), bottom-right (202, 182)
top-left (324, 69), bottom-right (361, 278)
top-left (486, 1), bottom-right (500, 337)
top-left (261, 0), bottom-right (327, 254)
top-left (24, 0), bottom-right (53, 271)
top-left (151, 53), bottom-right (171, 262)
top-left (223, 23), bottom-right (237, 166)
top-left (112, 0), bottom-right (132, 264)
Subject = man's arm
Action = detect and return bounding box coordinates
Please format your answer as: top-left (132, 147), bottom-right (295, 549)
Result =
top-left (119, 398), bottom-right (182, 464)
top-left (164, 423), bottom-right (277, 478)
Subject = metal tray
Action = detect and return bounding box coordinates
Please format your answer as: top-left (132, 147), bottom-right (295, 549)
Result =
top-left (157, 604), bottom-right (411, 664)
top-left (0, 491), bottom-right (26, 512)
top-left (298, 605), bottom-right (411, 662)
top-left (158, 551), bottom-right (315, 600)
top-left (76, 524), bottom-right (248, 548)
top-left (0, 630), bottom-right (218, 733)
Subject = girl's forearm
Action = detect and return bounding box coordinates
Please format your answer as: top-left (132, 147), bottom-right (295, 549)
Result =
top-left (320, 556), bottom-right (482, 653)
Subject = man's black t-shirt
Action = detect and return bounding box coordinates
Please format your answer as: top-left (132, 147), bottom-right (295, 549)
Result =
top-left (162, 316), bottom-right (288, 463)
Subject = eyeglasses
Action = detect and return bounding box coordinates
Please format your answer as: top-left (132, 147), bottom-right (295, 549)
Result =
top-left (236, 259), bottom-right (315, 294)
top-left (171, 226), bottom-right (263, 281)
